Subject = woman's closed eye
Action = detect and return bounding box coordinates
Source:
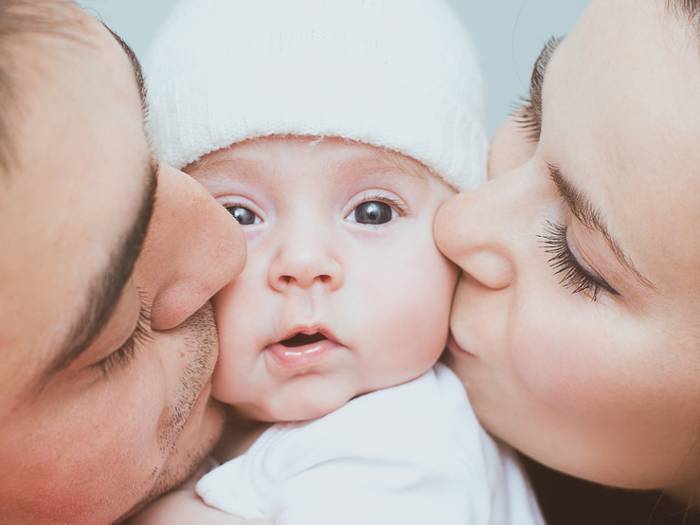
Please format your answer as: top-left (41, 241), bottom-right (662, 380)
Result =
top-left (538, 221), bottom-right (620, 302)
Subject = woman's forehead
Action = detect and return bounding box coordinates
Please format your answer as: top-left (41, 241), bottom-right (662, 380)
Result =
top-left (546, 0), bottom-right (700, 296)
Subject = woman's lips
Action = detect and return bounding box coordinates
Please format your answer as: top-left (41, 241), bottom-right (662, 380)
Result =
top-left (447, 332), bottom-right (476, 357)
top-left (266, 338), bottom-right (340, 370)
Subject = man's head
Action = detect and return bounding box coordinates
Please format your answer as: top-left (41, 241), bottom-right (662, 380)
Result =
top-left (0, 1), bottom-right (245, 522)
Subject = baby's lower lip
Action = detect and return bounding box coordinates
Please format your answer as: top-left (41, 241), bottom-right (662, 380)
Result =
top-left (266, 339), bottom-right (340, 370)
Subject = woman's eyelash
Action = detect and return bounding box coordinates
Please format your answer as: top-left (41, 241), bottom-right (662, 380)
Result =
top-left (538, 221), bottom-right (618, 302)
top-left (513, 96), bottom-right (542, 142)
top-left (513, 35), bottom-right (563, 142)
top-left (95, 303), bottom-right (153, 379)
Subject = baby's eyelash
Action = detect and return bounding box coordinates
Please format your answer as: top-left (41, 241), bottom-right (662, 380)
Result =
top-left (360, 192), bottom-right (407, 215)
top-left (538, 221), bottom-right (618, 302)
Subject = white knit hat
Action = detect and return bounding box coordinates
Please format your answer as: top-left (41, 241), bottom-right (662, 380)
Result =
top-left (146, 0), bottom-right (487, 190)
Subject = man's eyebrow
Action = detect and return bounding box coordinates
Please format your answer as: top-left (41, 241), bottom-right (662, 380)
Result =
top-left (34, 162), bottom-right (158, 389)
top-left (103, 24), bottom-right (147, 111)
top-left (547, 163), bottom-right (655, 289)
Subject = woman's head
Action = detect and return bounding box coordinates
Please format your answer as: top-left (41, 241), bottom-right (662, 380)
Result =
top-left (436, 0), bottom-right (700, 496)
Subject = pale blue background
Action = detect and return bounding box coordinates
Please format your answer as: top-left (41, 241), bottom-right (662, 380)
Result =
top-left (77, 1), bottom-right (588, 134)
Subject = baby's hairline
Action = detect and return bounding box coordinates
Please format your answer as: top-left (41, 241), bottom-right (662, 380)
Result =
top-left (184, 134), bottom-right (456, 192)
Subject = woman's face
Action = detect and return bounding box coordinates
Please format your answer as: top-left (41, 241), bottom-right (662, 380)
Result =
top-left (435, 0), bottom-right (700, 493)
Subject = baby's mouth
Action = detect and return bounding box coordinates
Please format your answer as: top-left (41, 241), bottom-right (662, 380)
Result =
top-left (267, 329), bottom-right (340, 370)
top-left (280, 332), bottom-right (328, 347)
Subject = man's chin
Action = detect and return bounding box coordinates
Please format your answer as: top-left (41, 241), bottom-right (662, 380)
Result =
top-left (155, 400), bottom-right (226, 493)
top-left (116, 400), bottom-right (226, 523)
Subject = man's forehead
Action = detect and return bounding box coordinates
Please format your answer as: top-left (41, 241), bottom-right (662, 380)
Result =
top-left (0, 8), bottom-right (156, 402)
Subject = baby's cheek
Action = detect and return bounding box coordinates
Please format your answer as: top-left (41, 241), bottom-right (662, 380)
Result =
top-left (211, 285), bottom-right (243, 403)
top-left (211, 356), bottom-right (235, 403)
top-left (384, 275), bottom-right (453, 373)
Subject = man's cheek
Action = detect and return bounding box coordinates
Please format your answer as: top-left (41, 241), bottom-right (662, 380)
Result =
top-left (1, 411), bottom-right (157, 524)
top-left (18, 370), bottom-right (166, 521)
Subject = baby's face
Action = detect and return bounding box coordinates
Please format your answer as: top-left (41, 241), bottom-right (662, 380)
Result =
top-left (189, 136), bottom-right (458, 422)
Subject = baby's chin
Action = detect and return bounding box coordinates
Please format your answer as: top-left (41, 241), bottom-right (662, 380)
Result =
top-left (233, 377), bottom-right (370, 423)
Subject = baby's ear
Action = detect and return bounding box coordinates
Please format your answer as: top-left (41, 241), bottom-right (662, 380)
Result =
top-left (487, 110), bottom-right (538, 180)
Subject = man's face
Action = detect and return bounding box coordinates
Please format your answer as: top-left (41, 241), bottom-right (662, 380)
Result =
top-left (0, 7), bottom-right (245, 524)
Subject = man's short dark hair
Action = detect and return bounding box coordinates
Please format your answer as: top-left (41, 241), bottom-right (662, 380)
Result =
top-left (669, 0), bottom-right (700, 28)
top-left (0, 0), bottom-right (80, 175)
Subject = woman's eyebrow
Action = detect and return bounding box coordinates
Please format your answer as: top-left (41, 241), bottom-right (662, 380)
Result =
top-left (547, 163), bottom-right (655, 290)
top-left (519, 36), bottom-right (563, 141)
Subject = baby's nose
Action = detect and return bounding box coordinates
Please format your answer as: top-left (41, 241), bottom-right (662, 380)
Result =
top-left (268, 241), bottom-right (344, 292)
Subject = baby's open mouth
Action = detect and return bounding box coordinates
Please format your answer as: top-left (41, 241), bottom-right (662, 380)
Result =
top-left (267, 328), bottom-right (340, 370)
top-left (280, 332), bottom-right (328, 348)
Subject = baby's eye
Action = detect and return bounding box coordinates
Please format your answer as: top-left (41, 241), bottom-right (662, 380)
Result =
top-left (226, 205), bottom-right (261, 226)
top-left (350, 201), bottom-right (395, 225)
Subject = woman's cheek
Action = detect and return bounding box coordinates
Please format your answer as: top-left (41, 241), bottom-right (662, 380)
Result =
top-left (510, 299), bottom-right (616, 414)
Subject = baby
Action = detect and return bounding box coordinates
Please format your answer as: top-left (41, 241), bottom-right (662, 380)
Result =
top-left (138, 1), bottom-right (544, 524)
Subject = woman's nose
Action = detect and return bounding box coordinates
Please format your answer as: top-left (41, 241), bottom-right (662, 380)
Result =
top-left (434, 167), bottom-right (535, 291)
top-left (136, 163), bottom-right (246, 331)
top-left (268, 227), bottom-right (344, 293)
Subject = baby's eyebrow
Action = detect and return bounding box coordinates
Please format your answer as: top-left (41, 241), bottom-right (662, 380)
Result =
top-left (334, 155), bottom-right (428, 182)
top-left (190, 156), bottom-right (265, 182)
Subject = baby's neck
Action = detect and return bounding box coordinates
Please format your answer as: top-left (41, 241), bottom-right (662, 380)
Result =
top-left (213, 409), bottom-right (272, 463)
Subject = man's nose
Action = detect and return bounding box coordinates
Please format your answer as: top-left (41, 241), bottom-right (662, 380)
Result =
top-left (267, 225), bottom-right (344, 293)
top-left (136, 163), bottom-right (246, 331)
top-left (434, 164), bottom-right (542, 291)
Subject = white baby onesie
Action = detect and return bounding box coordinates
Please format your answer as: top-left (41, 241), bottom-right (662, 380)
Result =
top-left (196, 364), bottom-right (544, 525)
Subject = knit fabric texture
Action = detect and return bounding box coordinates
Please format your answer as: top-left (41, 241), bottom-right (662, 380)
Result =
top-left (146, 0), bottom-right (487, 190)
